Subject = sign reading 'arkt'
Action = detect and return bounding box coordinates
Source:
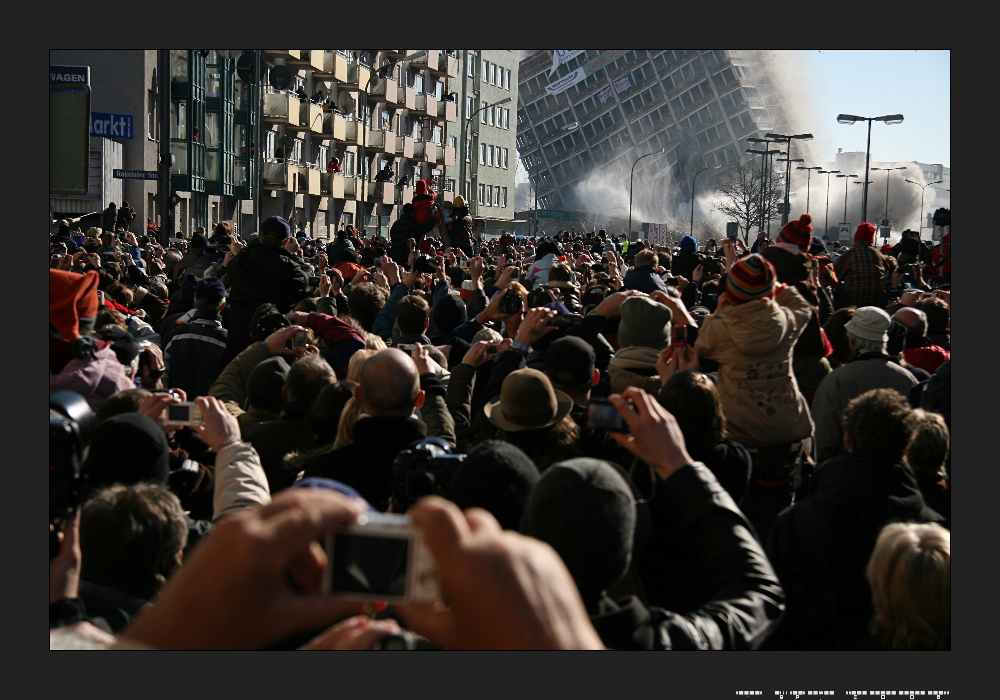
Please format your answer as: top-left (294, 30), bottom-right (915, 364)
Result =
top-left (91, 112), bottom-right (134, 140)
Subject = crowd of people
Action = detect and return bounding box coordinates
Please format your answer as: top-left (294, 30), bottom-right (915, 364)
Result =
top-left (48, 202), bottom-right (951, 651)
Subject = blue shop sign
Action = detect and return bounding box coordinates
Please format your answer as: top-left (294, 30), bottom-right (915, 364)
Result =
top-left (91, 112), bottom-right (134, 140)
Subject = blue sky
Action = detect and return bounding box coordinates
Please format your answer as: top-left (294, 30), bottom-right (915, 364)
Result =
top-left (788, 50), bottom-right (950, 168)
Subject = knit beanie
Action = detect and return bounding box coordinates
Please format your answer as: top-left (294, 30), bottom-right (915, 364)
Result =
top-left (616, 296), bottom-right (672, 349)
top-left (50, 269), bottom-right (100, 340)
top-left (854, 222), bottom-right (877, 244)
top-left (778, 213), bottom-right (813, 249)
top-left (432, 294), bottom-right (468, 337)
top-left (246, 356), bottom-right (291, 411)
top-left (844, 306), bottom-right (891, 343)
top-left (260, 216), bottom-right (291, 241)
top-left (679, 235), bottom-right (698, 252)
top-left (519, 457), bottom-right (636, 604)
top-left (82, 413), bottom-right (171, 490)
top-left (448, 440), bottom-right (541, 531)
top-left (724, 253), bottom-right (776, 305)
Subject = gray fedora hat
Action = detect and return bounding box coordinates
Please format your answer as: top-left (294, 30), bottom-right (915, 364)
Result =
top-left (484, 368), bottom-right (573, 432)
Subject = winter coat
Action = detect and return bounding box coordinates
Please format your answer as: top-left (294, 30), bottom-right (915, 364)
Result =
top-left (764, 452), bottom-right (944, 650)
top-left (389, 212), bottom-right (437, 266)
top-left (222, 241), bottom-right (312, 361)
top-left (694, 285), bottom-right (814, 448)
top-left (411, 179), bottom-right (437, 224)
top-left (448, 206), bottom-right (474, 254)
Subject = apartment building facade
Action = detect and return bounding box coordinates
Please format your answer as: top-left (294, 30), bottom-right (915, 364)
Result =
top-left (50, 49), bottom-right (460, 240)
top-left (516, 50), bottom-right (802, 235)
top-left (446, 50), bottom-right (519, 234)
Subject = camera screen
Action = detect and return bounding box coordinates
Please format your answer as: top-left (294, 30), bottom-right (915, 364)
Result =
top-left (167, 404), bottom-right (191, 422)
top-left (329, 532), bottom-right (409, 598)
top-left (587, 401), bottom-right (627, 432)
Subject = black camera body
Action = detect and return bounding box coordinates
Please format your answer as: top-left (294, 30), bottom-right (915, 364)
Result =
top-left (390, 437), bottom-right (466, 512)
top-left (50, 391), bottom-right (95, 559)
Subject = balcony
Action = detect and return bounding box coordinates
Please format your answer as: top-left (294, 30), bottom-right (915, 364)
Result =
top-left (438, 99), bottom-right (457, 122)
top-left (287, 50), bottom-right (324, 72)
top-left (367, 129), bottom-right (391, 153)
top-left (436, 144), bottom-right (455, 167)
top-left (321, 172), bottom-right (345, 199)
top-left (344, 62), bottom-right (371, 91)
top-left (396, 135), bottom-right (414, 158)
top-left (370, 77), bottom-right (398, 104)
top-left (367, 181), bottom-right (396, 205)
top-left (296, 101), bottom-right (324, 134)
top-left (264, 50), bottom-right (301, 61)
top-left (413, 141), bottom-right (426, 159)
top-left (319, 111), bottom-right (347, 140)
top-left (397, 84), bottom-right (417, 110)
top-left (262, 161), bottom-right (294, 191)
top-left (398, 183), bottom-right (414, 205)
top-left (411, 50), bottom-right (437, 69)
top-left (345, 119), bottom-right (367, 147)
top-left (441, 53), bottom-right (459, 78)
top-left (297, 166), bottom-right (321, 196)
top-left (264, 93), bottom-right (301, 127)
top-left (414, 92), bottom-right (438, 118)
top-left (343, 176), bottom-right (359, 198)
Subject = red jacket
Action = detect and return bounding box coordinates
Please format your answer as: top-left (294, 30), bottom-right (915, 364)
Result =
top-left (412, 179), bottom-right (437, 224)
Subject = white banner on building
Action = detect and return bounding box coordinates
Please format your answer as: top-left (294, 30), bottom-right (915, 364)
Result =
top-left (613, 76), bottom-right (631, 93)
top-left (598, 85), bottom-right (614, 103)
top-left (549, 50), bottom-right (585, 76)
top-left (545, 68), bottom-right (586, 96)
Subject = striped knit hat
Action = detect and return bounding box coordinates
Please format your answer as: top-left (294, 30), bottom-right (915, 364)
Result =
top-left (778, 213), bottom-right (813, 249)
top-left (724, 254), bottom-right (776, 305)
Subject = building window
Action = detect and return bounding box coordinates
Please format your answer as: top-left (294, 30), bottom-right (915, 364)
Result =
top-left (467, 53), bottom-right (475, 77)
top-left (489, 62), bottom-right (497, 85)
top-left (487, 145), bottom-right (494, 166)
top-left (486, 105), bottom-right (494, 126)
top-left (481, 101), bottom-right (488, 124)
top-left (466, 137), bottom-right (472, 162)
top-left (147, 89), bottom-right (158, 141)
top-left (482, 59), bottom-right (488, 83)
top-left (494, 185), bottom-right (501, 207)
top-left (479, 183), bottom-right (487, 205)
top-left (479, 143), bottom-right (486, 164)
top-left (502, 108), bottom-right (510, 129)
top-left (501, 187), bottom-right (508, 207)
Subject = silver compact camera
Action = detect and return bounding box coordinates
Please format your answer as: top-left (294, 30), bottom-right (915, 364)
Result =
top-left (324, 512), bottom-right (440, 604)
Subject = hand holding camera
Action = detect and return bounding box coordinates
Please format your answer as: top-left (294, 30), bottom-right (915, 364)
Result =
top-left (608, 387), bottom-right (694, 481)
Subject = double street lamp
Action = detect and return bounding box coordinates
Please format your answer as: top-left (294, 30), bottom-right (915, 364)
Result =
top-left (836, 174), bottom-right (859, 232)
top-left (871, 166), bottom-right (907, 228)
top-left (463, 96), bottom-right (512, 216)
top-left (905, 178), bottom-right (943, 233)
top-left (818, 170), bottom-right (841, 239)
top-left (532, 121), bottom-right (579, 235)
top-left (796, 165), bottom-right (823, 212)
top-left (836, 113), bottom-right (904, 223)
top-left (766, 132), bottom-right (813, 225)
top-left (689, 164), bottom-right (720, 237)
top-left (747, 137), bottom-right (785, 236)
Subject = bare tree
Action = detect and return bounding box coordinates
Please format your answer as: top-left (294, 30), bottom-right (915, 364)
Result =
top-left (713, 161), bottom-right (784, 243)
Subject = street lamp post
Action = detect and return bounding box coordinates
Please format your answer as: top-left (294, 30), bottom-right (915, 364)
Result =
top-left (871, 166), bottom-right (907, 227)
top-left (836, 114), bottom-right (904, 223)
top-left (532, 121), bottom-right (578, 236)
top-left (747, 137), bottom-right (784, 236)
top-left (854, 181), bottom-right (874, 226)
top-left (837, 174), bottom-right (859, 232)
top-left (360, 51), bottom-right (425, 236)
top-left (463, 96), bottom-right (512, 217)
top-left (689, 164), bottom-right (720, 237)
top-left (905, 179), bottom-right (943, 233)
top-left (796, 166), bottom-right (823, 212)
top-left (626, 149), bottom-right (663, 241)
top-left (766, 133), bottom-right (813, 225)
top-left (818, 170), bottom-right (840, 239)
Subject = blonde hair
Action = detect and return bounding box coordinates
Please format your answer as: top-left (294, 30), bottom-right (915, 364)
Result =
top-left (866, 522), bottom-right (950, 650)
top-left (346, 348), bottom-right (379, 383)
top-left (332, 396), bottom-right (363, 449)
